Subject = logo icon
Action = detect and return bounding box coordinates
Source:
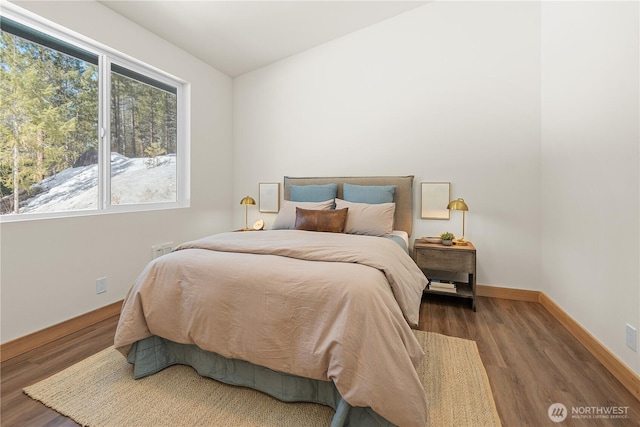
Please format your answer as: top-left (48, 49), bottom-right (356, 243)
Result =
top-left (548, 403), bottom-right (568, 422)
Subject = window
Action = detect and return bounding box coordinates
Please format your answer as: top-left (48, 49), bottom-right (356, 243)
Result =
top-left (110, 65), bottom-right (178, 206)
top-left (0, 9), bottom-right (188, 220)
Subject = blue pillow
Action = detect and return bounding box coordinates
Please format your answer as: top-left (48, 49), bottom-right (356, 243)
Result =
top-left (343, 183), bottom-right (395, 204)
top-left (290, 183), bottom-right (338, 202)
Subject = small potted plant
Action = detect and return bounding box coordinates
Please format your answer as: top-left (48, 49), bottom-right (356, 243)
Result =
top-left (440, 231), bottom-right (455, 246)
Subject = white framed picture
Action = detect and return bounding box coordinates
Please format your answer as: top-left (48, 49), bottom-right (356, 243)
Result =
top-left (421, 182), bottom-right (451, 220)
top-left (259, 183), bottom-right (280, 213)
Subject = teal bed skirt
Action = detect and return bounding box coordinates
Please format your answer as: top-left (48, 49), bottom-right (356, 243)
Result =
top-left (127, 336), bottom-right (395, 427)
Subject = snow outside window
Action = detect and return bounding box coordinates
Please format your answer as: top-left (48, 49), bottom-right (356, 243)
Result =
top-left (0, 9), bottom-right (189, 221)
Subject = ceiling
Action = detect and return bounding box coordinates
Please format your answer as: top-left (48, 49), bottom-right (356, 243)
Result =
top-left (99, 1), bottom-right (427, 77)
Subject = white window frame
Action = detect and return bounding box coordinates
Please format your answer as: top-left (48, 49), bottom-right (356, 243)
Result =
top-left (0, 3), bottom-right (190, 223)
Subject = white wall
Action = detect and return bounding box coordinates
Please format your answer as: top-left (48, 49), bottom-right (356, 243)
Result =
top-left (541, 1), bottom-right (639, 374)
top-left (0, 1), bottom-right (234, 343)
top-left (233, 1), bottom-right (543, 290)
top-left (234, 0), bottom-right (640, 376)
top-left (3, 0), bottom-right (637, 379)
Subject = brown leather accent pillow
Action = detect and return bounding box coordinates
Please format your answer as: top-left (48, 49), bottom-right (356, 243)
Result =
top-left (294, 208), bottom-right (348, 233)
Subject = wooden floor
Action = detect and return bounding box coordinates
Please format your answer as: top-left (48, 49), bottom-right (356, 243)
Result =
top-left (2, 296), bottom-right (639, 426)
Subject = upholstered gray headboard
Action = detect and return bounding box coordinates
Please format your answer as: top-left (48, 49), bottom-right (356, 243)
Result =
top-left (283, 176), bottom-right (414, 236)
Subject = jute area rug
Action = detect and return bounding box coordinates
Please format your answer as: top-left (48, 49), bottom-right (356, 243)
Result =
top-left (24, 331), bottom-right (501, 427)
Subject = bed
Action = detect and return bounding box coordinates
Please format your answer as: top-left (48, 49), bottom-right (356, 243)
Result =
top-left (114, 176), bottom-right (429, 427)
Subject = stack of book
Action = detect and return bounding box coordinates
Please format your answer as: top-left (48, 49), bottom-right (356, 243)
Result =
top-left (428, 281), bottom-right (457, 293)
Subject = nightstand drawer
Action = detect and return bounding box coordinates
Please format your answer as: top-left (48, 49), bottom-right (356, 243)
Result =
top-left (415, 247), bottom-right (475, 274)
top-left (413, 241), bottom-right (477, 310)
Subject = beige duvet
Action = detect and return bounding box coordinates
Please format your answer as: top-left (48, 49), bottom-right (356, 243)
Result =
top-left (115, 230), bottom-right (428, 427)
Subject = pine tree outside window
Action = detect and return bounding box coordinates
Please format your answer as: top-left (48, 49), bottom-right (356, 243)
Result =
top-left (0, 7), bottom-right (189, 221)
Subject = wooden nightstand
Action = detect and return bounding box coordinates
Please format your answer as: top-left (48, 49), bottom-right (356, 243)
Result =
top-left (413, 241), bottom-right (477, 311)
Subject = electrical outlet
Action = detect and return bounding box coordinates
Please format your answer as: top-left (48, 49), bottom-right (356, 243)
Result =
top-left (152, 242), bottom-right (173, 259)
top-left (96, 277), bottom-right (107, 294)
top-left (152, 245), bottom-right (164, 259)
top-left (626, 324), bottom-right (637, 351)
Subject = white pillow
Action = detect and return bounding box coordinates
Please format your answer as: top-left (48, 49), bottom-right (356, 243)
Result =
top-left (272, 199), bottom-right (334, 229)
top-left (335, 199), bottom-right (395, 237)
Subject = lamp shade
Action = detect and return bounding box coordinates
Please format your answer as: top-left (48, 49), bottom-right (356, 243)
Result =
top-left (240, 196), bottom-right (256, 206)
top-left (447, 198), bottom-right (468, 211)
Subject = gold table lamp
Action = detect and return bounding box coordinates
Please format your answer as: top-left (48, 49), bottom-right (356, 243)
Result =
top-left (447, 198), bottom-right (469, 245)
top-left (240, 196), bottom-right (256, 230)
